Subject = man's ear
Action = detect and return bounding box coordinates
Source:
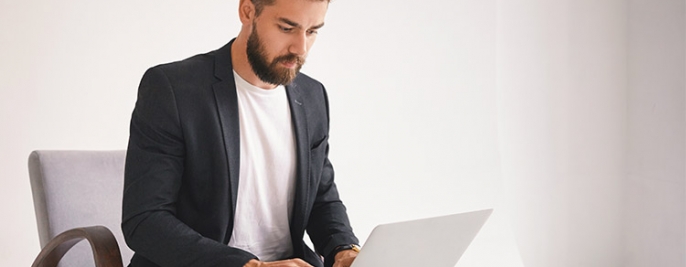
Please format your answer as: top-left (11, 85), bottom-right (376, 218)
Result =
top-left (238, 0), bottom-right (256, 25)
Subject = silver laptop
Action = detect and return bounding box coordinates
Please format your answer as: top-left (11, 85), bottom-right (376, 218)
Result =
top-left (351, 209), bottom-right (493, 267)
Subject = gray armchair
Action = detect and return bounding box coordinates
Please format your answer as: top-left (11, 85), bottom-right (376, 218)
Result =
top-left (28, 150), bottom-right (134, 267)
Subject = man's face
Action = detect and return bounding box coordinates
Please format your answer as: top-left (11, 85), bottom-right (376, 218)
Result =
top-left (246, 0), bottom-right (328, 85)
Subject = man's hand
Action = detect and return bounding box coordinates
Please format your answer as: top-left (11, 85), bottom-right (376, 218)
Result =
top-left (332, 249), bottom-right (358, 267)
top-left (243, 259), bottom-right (313, 267)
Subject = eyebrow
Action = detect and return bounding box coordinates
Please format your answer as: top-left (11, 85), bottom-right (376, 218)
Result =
top-left (278, 17), bottom-right (325, 30)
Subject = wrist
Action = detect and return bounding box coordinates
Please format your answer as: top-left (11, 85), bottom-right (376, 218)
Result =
top-left (334, 248), bottom-right (359, 262)
top-left (243, 259), bottom-right (261, 267)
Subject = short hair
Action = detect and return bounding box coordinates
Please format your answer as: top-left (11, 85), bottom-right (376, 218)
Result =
top-left (251, 0), bottom-right (330, 16)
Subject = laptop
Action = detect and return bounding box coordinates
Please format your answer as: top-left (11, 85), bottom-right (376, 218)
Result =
top-left (351, 209), bottom-right (493, 267)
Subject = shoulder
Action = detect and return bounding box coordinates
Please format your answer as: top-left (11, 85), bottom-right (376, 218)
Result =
top-left (146, 52), bottom-right (216, 84)
top-left (291, 72), bottom-right (328, 101)
top-left (136, 46), bottom-right (229, 99)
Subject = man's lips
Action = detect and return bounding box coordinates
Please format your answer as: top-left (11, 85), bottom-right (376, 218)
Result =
top-left (276, 55), bottom-right (304, 69)
top-left (280, 60), bottom-right (297, 68)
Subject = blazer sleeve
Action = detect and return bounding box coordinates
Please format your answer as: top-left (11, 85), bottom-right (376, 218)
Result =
top-left (122, 66), bottom-right (256, 267)
top-left (305, 87), bottom-right (360, 267)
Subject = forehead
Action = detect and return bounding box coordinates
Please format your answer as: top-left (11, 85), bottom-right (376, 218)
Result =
top-left (259, 0), bottom-right (328, 26)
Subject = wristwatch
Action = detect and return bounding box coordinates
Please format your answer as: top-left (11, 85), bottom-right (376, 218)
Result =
top-left (333, 243), bottom-right (361, 254)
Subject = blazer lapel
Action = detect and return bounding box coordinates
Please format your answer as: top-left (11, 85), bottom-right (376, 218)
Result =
top-left (286, 82), bottom-right (311, 242)
top-left (211, 41), bottom-right (241, 242)
top-left (213, 81), bottom-right (240, 213)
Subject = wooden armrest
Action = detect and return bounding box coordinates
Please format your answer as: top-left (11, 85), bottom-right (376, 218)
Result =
top-left (32, 225), bottom-right (123, 267)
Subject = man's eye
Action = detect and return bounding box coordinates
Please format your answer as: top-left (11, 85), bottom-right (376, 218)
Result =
top-left (307, 29), bottom-right (319, 35)
top-left (279, 26), bottom-right (293, 32)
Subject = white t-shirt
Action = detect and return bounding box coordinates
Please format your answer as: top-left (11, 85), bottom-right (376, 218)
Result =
top-left (228, 71), bottom-right (297, 261)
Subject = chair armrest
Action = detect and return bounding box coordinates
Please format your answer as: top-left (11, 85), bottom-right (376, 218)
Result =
top-left (32, 225), bottom-right (123, 267)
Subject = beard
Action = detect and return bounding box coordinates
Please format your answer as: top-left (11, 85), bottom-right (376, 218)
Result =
top-left (246, 26), bottom-right (305, 85)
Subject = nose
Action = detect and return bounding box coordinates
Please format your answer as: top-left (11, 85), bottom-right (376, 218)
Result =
top-left (289, 32), bottom-right (308, 56)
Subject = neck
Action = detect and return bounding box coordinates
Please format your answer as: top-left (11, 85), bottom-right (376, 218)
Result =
top-left (231, 34), bottom-right (278, 90)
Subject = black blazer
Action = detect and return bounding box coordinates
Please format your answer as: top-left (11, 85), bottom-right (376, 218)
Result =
top-left (122, 40), bottom-right (358, 267)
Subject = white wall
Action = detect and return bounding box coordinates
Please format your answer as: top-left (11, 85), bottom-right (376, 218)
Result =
top-left (497, 0), bottom-right (627, 265)
top-left (1, 0), bottom-right (684, 266)
top-left (624, 0), bottom-right (685, 265)
top-left (497, 0), bottom-right (685, 266)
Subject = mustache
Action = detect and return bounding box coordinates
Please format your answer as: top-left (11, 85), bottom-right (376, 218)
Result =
top-left (274, 54), bottom-right (305, 65)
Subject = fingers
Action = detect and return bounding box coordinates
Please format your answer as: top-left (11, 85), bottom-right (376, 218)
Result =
top-left (261, 258), bottom-right (313, 267)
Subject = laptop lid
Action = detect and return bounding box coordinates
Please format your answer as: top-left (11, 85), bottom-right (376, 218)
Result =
top-left (351, 209), bottom-right (493, 267)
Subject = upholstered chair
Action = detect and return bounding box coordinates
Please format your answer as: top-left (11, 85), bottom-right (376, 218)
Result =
top-left (28, 150), bottom-right (133, 267)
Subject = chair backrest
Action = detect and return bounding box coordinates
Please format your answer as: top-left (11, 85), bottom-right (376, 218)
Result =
top-left (29, 150), bottom-right (133, 267)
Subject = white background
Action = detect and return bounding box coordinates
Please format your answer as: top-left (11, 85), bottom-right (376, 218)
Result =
top-left (0, 0), bottom-right (683, 266)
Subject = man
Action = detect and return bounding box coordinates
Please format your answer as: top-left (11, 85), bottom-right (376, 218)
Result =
top-left (121, 0), bottom-right (359, 266)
